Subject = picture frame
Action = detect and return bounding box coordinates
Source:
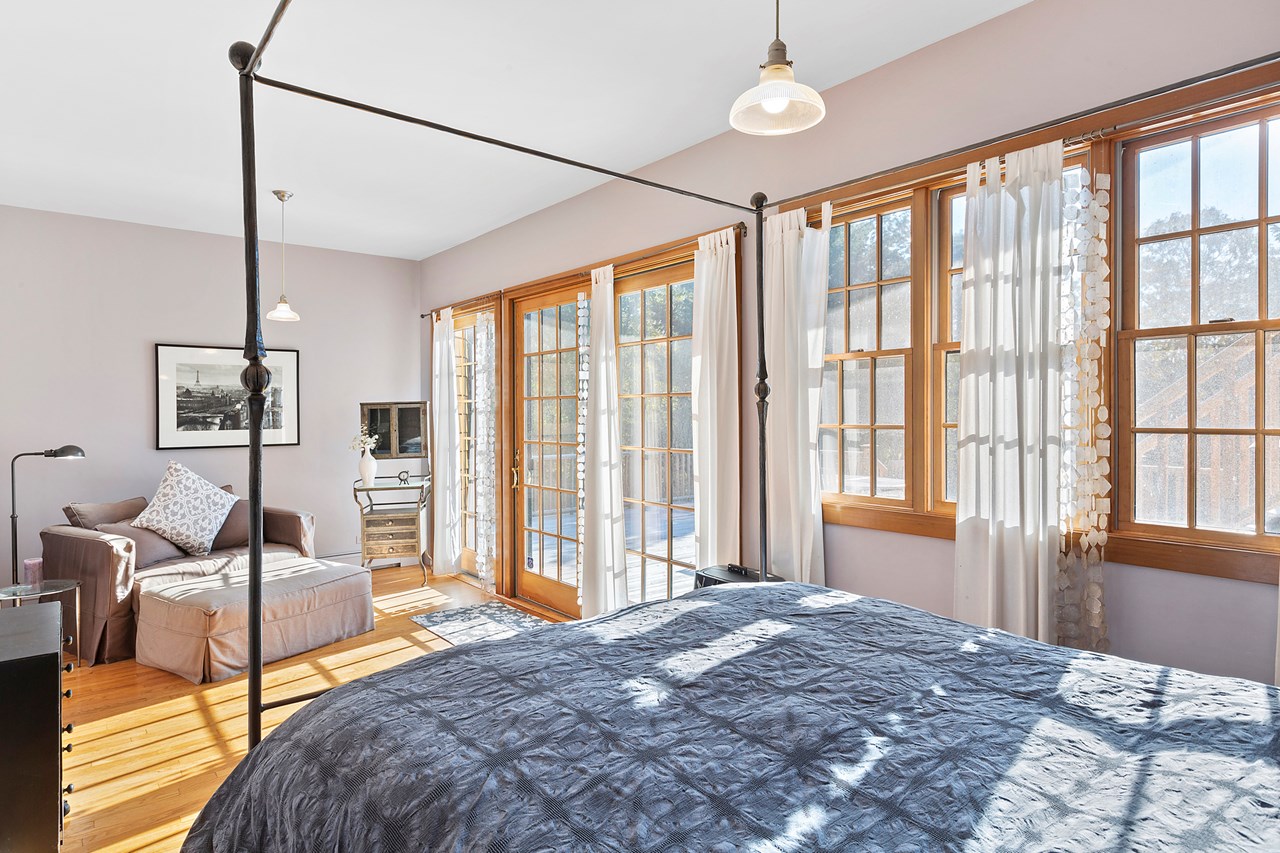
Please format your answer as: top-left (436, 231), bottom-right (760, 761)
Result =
top-left (155, 344), bottom-right (300, 450)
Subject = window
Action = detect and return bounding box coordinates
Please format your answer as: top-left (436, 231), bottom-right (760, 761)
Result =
top-left (819, 197), bottom-right (916, 506)
top-left (818, 158), bottom-right (1090, 536)
top-left (1119, 107), bottom-right (1280, 555)
top-left (616, 266), bottom-right (697, 601)
top-left (454, 314), bottom-right (479, 569)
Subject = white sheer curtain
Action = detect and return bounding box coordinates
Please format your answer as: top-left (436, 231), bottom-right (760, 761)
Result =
top-left (955, 141), bottom-right (1064, 643)
top-left (580, 265), bottom-right (630, 617)
top-left (692, 227), bottom-right (740, 568)
top-left (430, 307), bottom-right (461, 574)
top-left (473, 311), bottom-right (497, 592)
top-left (763, 203), bottom-right (831, 583)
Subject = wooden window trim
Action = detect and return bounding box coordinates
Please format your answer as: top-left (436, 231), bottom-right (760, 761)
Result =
top-left (1113, 103), bottom-right (1280, 585)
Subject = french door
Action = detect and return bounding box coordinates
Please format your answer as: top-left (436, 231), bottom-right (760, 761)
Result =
top-left (513, 289), bottom-right (586, 616)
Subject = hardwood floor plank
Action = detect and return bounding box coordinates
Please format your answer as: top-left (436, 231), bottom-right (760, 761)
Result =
top-left (59, 566), bottom-right (511, 852)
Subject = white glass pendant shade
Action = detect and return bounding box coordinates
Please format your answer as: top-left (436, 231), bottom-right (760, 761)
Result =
top-left (266, 296), bottom-right (300, 322)
top-left (266, 188), bottom-right (300, 321)
top-left (730, 62), bottom-right (825, 136)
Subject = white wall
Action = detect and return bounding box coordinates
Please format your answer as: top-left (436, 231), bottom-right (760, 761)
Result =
top-left (418, 0), bottom-right (1280, 682)
top-left (0, 204), bottom-right (423, 563)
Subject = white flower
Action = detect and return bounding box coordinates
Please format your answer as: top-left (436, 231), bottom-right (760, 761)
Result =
top-left (350, 425), bottom-right (379, 452)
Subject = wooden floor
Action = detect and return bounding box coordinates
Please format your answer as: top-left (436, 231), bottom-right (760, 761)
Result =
top-left (59, 565), bottom-right (523, 852)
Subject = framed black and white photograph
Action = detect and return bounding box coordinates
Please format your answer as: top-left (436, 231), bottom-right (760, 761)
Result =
top-left (155, 344), bottom-right (300, 449)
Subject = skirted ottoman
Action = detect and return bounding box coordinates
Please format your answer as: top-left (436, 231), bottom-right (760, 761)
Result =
top-left (136, 557), bottom-right (374, 683)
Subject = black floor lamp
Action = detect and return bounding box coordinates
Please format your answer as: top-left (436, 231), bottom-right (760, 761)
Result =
top-left (9, 445), bottom-right (85, 586)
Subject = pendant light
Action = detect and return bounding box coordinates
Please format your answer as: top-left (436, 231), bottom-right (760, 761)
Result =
top-left (265, 189), bottom-right (300, 322)
top-left (729, 0), bottom-right (826, 136)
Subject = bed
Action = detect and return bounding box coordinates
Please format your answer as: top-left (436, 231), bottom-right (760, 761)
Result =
top-left (183, 582), bottom-right (1280, 851)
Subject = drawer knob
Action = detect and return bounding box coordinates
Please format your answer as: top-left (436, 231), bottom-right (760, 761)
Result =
top-left (64, 635), bottom-right (74, 646)
top-left (63, 743), bottom-right (73, 753)
top-left (63, 689), bottom-right (73, 700)
top-left (64, 663), bottom-right (74, 673)
top-left (63, 801), bottom-right (71, 817)
top-left (64, 723), bottom-right (74, 734)
top-left (64, 783), bottom-right (74, 795)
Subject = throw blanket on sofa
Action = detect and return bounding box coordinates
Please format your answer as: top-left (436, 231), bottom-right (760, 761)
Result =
top-left (184, 583), bottom-right (1280, 852)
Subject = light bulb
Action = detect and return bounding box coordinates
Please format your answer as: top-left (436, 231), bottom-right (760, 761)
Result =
top-left (761, 97), bottom-right (789, 115)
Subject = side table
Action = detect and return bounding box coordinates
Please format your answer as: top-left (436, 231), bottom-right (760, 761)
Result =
top-left (0, 579), bottom-right (81, 666)
top-left (693, 564), bottom-right (788, 588)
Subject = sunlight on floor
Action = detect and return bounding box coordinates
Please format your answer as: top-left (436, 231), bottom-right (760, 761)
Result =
top-left (59, 566), bottom-right (487, 852)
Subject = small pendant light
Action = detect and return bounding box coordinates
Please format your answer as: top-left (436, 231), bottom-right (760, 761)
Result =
top-left (266, 189), bottom-right (300, 322)
top-left (729, 0), bottom-right (826, 136)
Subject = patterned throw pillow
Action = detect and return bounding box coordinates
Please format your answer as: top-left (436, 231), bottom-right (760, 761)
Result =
top-left (132, 461), bottom-right (239, 556)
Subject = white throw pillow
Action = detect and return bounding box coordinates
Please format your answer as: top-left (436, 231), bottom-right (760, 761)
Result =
top-left (132, 461), bottom-right (239, 556)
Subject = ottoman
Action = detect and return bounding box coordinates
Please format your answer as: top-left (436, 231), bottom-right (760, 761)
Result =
top-left (136, 557), bottom-right (374, 683)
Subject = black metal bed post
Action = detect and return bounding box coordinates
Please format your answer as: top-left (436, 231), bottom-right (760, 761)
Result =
top-left (751, 193), bottom-right (769, 581)
top-left (229, 40), bottom-right (268, 750)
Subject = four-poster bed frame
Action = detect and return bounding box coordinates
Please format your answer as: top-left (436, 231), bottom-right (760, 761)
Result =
top-left (228, 2), bottom-right (1280, 751)
top-left (229, 0), bottom-right (775, 748)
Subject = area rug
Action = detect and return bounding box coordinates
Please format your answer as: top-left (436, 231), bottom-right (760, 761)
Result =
top-left (410, 601), bottom-right (548, 647)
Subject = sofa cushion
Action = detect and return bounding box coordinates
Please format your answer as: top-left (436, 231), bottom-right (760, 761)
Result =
top-left (212, 500), bottom-right (250, 551)
top-left (63, 497), bottom-right (148, 529)
top-left (132, 462), bottom-right (238, 556)
top-left (134, 543), bottom-right (302, 600)
top-left (96, 519), bottom-right (185, 568)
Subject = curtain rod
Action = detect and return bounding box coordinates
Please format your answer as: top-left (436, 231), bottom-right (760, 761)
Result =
top-left (771, 48), bottom-right (1280, 210)
top-left (253, 75), bottom-right (758, 215)
top-left (419, 222), bottom-right (747, 319)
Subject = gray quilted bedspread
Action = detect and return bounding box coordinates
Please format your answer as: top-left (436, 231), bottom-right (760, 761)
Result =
top-left (183, 583), bottom-right (1280, 852)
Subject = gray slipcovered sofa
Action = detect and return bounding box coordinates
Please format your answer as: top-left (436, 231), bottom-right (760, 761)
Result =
top-left (40, 493), bottom-right (315, 665)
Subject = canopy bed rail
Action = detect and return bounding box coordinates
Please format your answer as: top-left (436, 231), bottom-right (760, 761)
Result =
top-left (228, 0), bottom-right (1280, 753)
top-left (229, 1), bottom-right (775, 749)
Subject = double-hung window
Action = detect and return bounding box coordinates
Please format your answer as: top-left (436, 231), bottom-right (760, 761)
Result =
top-left (1117, 106), bottom-right (1280, 561)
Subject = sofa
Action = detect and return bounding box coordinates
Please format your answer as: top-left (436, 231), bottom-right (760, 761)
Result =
top-left (40, 493), bottom-right (315, 665)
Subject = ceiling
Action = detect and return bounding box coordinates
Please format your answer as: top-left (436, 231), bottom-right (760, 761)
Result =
top-left (0, 1), bottom-right (1032, 260)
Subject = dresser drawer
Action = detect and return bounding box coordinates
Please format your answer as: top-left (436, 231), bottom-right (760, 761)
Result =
top-left (363, 515), bottom-right (417, 531)
top-left (364, 529), bottom-right (416, 543)
top-left (364, 543), bottom-right (420, 559)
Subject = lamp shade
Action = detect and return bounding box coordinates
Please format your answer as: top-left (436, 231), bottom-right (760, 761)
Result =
top-left (266, 296), bottom-right (300, 322)
top-left (730, 62), bottom-right (825, 136)
top-left (48, 445), bottom-right (85, 459)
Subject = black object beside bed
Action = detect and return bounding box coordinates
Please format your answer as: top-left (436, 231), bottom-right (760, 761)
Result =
top-left (184, 582), bottom-right (1280, 852)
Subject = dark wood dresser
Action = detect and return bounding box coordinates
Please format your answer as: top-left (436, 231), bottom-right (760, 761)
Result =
top-left (0, 601), bottom-right (73, 851)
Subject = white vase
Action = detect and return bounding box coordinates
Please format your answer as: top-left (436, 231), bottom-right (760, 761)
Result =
top-left (359, 449), bottom-right (377, 487)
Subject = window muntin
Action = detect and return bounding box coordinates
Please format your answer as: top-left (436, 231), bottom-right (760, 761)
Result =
top-left (1121, 109), bottom-right (1280, 545)
top-left (617, 269), bottom-right (696, 602)
top-left (820, 200), bottom-right (913, 505)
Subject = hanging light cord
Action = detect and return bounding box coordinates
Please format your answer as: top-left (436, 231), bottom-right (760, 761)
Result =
top-left (279, 195), bottom-right (287, 299)
top-left (775, 0), bottom-right (780, 40)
